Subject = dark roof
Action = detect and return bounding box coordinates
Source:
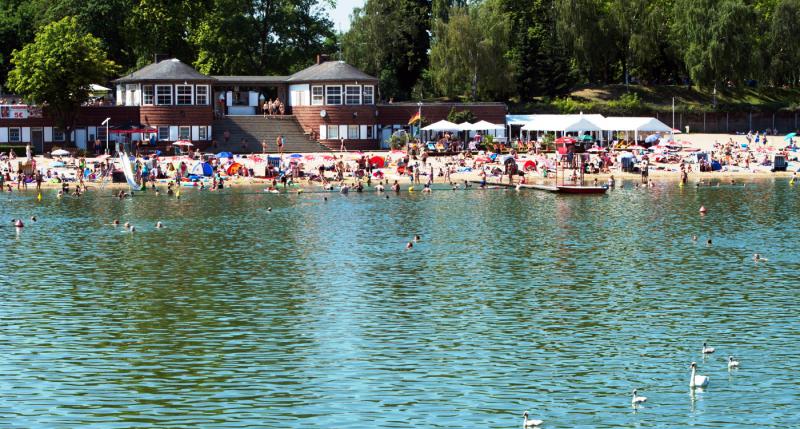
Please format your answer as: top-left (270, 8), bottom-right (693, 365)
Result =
top-left (287, 61), bottom-right (378, 83)
top-left (114, 59), bottom-right (213, 83)
top-left (212, 76), bottom-right (289, 85)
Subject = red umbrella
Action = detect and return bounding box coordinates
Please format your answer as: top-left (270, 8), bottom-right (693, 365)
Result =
top-left (555, 137), bottom-right (577, 145)
top-left (369, 155), bottom-right (385, 168)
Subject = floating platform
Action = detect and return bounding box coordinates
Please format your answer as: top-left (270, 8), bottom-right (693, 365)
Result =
top-left (471, 181), bottom-right (608, 194)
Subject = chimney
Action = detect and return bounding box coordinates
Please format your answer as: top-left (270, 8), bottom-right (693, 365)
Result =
top-left (316, 54), bottom-right (330, 64)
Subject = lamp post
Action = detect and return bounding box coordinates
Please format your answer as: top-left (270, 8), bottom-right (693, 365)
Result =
top-left (101, 117), bottom-right (110, 155)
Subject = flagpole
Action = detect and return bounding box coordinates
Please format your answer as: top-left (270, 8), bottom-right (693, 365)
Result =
top-left (417, 101), bottom-right (422, 141)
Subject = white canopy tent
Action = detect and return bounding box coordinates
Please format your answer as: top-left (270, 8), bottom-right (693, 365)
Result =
top-left (471, 120), bottom-right (505, 131)
top-left (600, 117), bottom-right (673, 143)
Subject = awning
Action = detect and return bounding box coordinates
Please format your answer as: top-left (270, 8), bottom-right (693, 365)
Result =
top-left (600, 117), bottom-right (672, 132)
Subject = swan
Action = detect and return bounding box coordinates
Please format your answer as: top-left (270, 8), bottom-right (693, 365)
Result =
top-left (522, 411), bottom-right (543, 428)
top-left (631, 389), bottom-right (647, 406)
top-left (728, 356), bottom-right (740, 369)
top-left (690, 362), bottom-right (709, 388)
top-left (702, 342), bottom-right (715, 354)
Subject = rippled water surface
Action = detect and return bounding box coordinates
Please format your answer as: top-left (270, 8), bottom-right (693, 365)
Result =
top-left (1, 180), bottom-right (799, 428)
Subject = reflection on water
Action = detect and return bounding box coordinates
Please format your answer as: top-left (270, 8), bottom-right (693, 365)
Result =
top-left (1, 180), bottom-right (799, 428)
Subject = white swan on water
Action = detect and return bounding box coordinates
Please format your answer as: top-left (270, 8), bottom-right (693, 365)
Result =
top-left (702, 342), bottom-right (715, 354)
top-left (631, 389), bottom-right (647, 406)
top-left (522, 411), bottom-right (543, 428)
top-left (690, 362), bottom-right (709, 388)
top-left (728, 356), bottom-right (740, 369)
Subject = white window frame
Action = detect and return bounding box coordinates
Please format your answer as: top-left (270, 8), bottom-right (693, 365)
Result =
top-left (176, 85), bottom-right (193, 105)
top-left (348, 125), bottom-right (359, 139)
top-left (198, 126), bottom-right (207, 140)
top-left (345, 85), bottom-right (361, 105)
top-left (126, 84), bottom-right (138, 106)
top-left (178, 126), bottom-right (191, 140)
top-left (327, 125), bottom-right (339, 139)
top-left (8, 127), bottom-right (21, 142)
top-left (142, 85), bottom-right (154, 105)
top-left (155, 85), bottom-right (172, 105)
top-left (53, 128), bottom-right (65, 142)
top-left (195, 85), bottom-right (209, 105)
top-left (325, 85), bottom-right (342, 105)
top-left (363, 86), bottom-right (374, 104)
top-left (158, 126), bottom-right (170, 141)
top-left (311, 86), bottom-right (324, 105)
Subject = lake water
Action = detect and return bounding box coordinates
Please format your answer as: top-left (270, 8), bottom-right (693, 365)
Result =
top-left (1, 180), bottom-right (798, 428)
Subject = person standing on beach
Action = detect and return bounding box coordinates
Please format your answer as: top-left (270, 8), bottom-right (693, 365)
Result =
top-left (263, 99), bottom-right (269, 118)
top-left (262, 139), bottom-right (268, 153)
top-left (223, 129), bottom-right (230, 146)
top-left (340, 136), bottom-right (346, 152)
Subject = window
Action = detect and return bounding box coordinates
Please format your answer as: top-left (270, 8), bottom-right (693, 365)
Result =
top-left (142, 85), bottom-right (154, 105)
top-left (53, 128), bottom-right (65, 142)
top-left (327, 125), bottom-right (339, 140)
top-left (348, 125), bottom-right (359, 139)
top-left (97, 126), bottom-right (107, 142)
top-left (176, 85), bottom-right (193, 105)
top-left (311, 86), bottom-right (324, 105)
top-left (195, 85), bottom-right (209, 105)
top-left (198, 126), bottom-right (207, 140)
top-left (345, 85), bottom-right (361, 105)
top-left (366, 125), bottom-right (373, 139)
top-left (158, 126), bottom-right (170, 141)
top-left (126, 84), bottom-right (138, 106)
top-left (363, 86), bottom-right (374, 104)
top-left (156, 85), bottom-right (172, 105)
top-left (9, 127), bottom-right (20, 142)
top-left (179, 126), bottom-right (191, 140)
top-left (325, 85), bottom-right (342, 105)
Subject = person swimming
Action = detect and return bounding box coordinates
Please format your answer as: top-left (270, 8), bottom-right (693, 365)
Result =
top-left (156, 221), bottom-right (164, 229)
top-left (706, 239), bottom-right (712, 245)
top-left (113, 219), bottom-right (120, 226)
top-left (406, 241), bottom-right (413, 250)
top-left (414, 235), bottom-right (421, 242)
top-left (30, 216), bottom-right (37, 222)
top-left (12, 219), bottom-right (23, 228)
top-left (692, 235), bottom-right (697, 241)
top-left (753, 253), bottom-right (768, 262)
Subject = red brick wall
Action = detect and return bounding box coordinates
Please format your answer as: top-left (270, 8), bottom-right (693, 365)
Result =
top-left (293, 105), bottom-right (380, 134)
top-left (0, 106), bottom-right (139, 127)
top-left (140, 106), bottom-right (213, 126)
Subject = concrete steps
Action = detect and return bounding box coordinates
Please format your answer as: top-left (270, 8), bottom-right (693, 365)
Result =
top-left (212, 115), bottom-right (328, 153)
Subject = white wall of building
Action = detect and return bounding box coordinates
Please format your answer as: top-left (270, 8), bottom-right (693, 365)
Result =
top-left (289, 84), bottom-right (310, 106)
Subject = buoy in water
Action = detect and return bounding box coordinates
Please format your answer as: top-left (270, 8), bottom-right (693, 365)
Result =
top-left (13, 219), bottom-right (23, 228)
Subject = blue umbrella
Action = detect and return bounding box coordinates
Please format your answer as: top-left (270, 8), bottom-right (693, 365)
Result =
top-left (289, 153), bottom-right (302, 158)
top-left (645, 134), bottom-right (661, 144)
top-left (216, 151), bottom-right (233, 158)
top-left (784, 133), bottom-right (796, 141)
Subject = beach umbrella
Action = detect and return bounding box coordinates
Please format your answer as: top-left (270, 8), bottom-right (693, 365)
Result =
top-left (555, 136), bottom-right (577, 145)
top-left (226, 162), bottom-right (243, 175)
top-left (216, 151), bottom-right (233, 158)
top-left (579, 134), bottom-right (594, 142)
top-left (289, 153), bottom-right (302, 158)
top-left (369, 156), bottom-right (385, 168)
top-left (172, 140), bottom-right (193, 147)
top-left (51, 149), bottom-right (70, 156)
top-left (783, 133), bottom-right (796, 141)
top-left (645, 134), bottom-right (661, 144)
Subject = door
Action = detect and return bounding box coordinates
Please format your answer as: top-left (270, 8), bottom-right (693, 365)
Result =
top-left (75, 128), bottom-right (87, 150)
top-left (31, 128), bottom-right (43, 154)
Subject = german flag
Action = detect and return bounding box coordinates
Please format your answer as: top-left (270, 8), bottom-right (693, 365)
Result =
top-left (408, 111), bottom-right (421, 125)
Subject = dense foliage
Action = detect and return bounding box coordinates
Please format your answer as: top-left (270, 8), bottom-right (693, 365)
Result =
top-left (6, 17), bottom-right (117, 144)
top-left (2, 0), bottom-right (799, 104)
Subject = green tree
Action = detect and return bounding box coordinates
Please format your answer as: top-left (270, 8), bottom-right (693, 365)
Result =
top-left (503, 0), bottom-right (571, 98)
top-left (429, 2), bottom-right (513, 100)
top-left (672, 0), bottom-right (757, 88)
top-left (768, 0), bottom-right (800, 86)
top-left (6, 16), bottom-right (117, 146)
top-left (341, 0), bottom-right (431, 100)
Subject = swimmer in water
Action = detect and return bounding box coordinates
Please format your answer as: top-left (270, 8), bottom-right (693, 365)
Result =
top-left (30, 216), bottom-right (37, 222)
top-left (124, 222), bottom-right (130, 229)
top-left (267, 207), bottom-right (272, 212)
top-left (753, 253), bottom-right (768, 262)
top-left (129, 225), bottom-right (136, 233)
top-left (406, 241), bottom-right (413, 250)
top-left (323, 197), bottom-right (328, 202)
top-left (706, 239), bottom-right (712, 246)
top-left (113, 219), bottom-right (120, 226)
top-left (692, 235), bottom-right (697, 242)
top-left (414, 235), bottom-right (420, 242)
top-left (156, 221), bottom-right (163, 229)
